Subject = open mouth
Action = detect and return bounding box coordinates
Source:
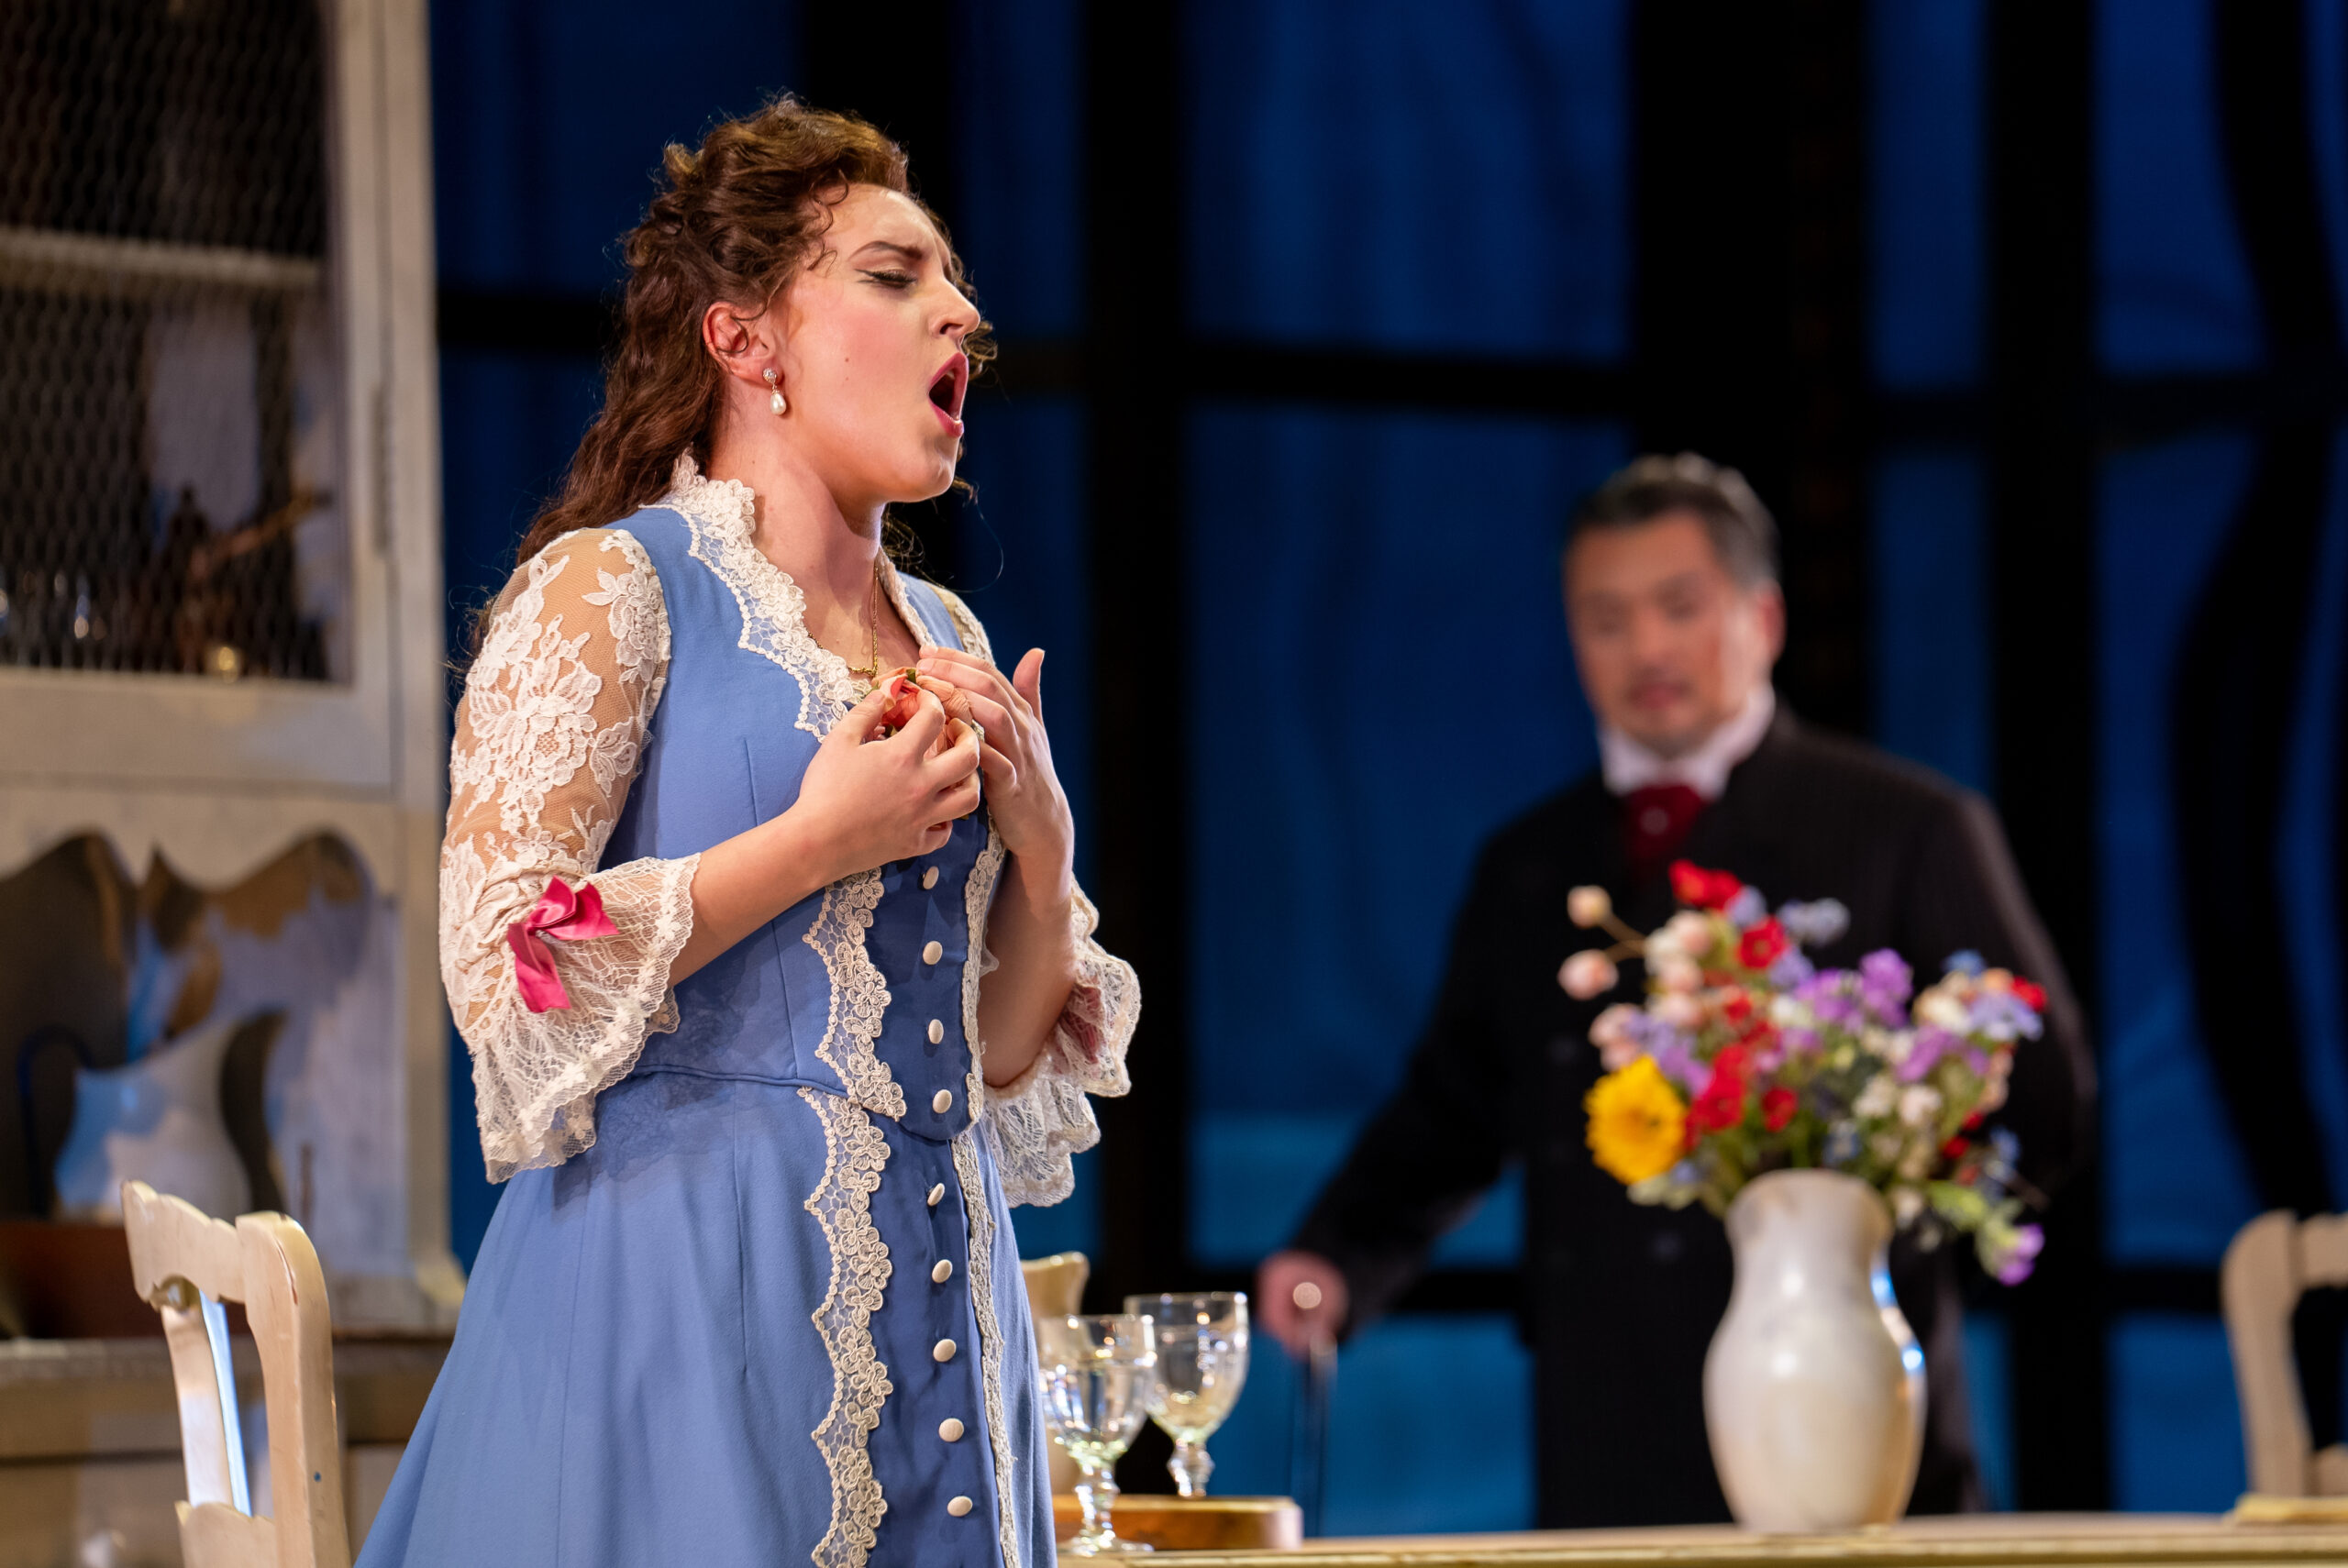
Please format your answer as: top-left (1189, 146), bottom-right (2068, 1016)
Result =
top-left (927, 355), bottom-right (969, 429)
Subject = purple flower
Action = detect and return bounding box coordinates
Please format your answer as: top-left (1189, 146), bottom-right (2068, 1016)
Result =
top-left (1944, 949), bottom-right (1986, 977)
top-left (1647, 1034), bottom-right (1704, 1092)
top-left (1724, 886), bottom-right (1768, 930)
top-left (1967, 991), bottom-right (2044, 1042)
top-left (1779, 899), bottom-right (1851, 949)
top-left (1802, 982), bottom-right (1865, 1031)
top-left (1899, 1026), bottom-right (1988, 1083)
top-left (1779, 1025), bottom-right (1822, 1057)
top-left (1767, 952), bottom-right (1817, 989)
top-left (1857, 949), bottom-right (1912, 1024)
top-left (1989, 1223), bottom-right (2044, 1286)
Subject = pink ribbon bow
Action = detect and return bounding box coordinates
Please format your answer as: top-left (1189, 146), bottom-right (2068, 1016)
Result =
top-left (506, 877), bottom-right (617, 1013)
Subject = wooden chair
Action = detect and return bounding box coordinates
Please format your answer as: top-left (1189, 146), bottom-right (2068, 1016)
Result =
top-left (2222, 1209), bottom-right (2348, 1497)
top-left (120, 1178), bottom-right (351, 1568)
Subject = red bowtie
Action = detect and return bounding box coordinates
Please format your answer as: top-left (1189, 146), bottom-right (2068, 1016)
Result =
top-left (1622, 782), bottom-right (1706, 879)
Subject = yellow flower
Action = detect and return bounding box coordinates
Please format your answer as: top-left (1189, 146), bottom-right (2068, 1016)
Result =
top-left (1585, 1055), bottom-right (1688, 1186)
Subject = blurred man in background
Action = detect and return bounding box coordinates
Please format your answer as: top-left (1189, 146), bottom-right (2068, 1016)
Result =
top-left (1257, 453), bottom-right (2094, 1525)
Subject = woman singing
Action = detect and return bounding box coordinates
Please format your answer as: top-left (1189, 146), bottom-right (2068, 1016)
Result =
top-left (360, 98), bottom-right (1136, 1568)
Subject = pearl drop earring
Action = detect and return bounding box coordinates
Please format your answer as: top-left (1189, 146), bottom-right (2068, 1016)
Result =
top-left (765, 368), bottom-right (787, 416)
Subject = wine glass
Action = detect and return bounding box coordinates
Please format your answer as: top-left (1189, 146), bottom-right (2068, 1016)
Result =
top-left (1124, 1292), bottom-right (1249, 1497)
top-left (1037, 1313), bottom-right (1157, 1555)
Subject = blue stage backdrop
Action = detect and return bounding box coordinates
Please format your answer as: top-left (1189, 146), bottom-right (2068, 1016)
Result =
top-left (432, 0), bottom-right (2348, 1529)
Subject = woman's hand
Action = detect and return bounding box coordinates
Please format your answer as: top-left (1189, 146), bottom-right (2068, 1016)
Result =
top-left (670, 683), bottom-right (980, 986)
top-left (793, 681), bottom-right (984, 882)
top-left (913, 647), bottom-right (1074, 875)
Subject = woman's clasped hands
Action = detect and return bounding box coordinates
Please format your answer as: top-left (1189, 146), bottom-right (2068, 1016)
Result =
top-left (793, 679), bottom-right (983, 877)
top-left (907, 646), bottom-right (1073, 873)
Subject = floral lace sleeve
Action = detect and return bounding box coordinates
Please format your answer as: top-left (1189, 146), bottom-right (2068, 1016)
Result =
top-left (981, 887), bottom-right (1141, 1206)
top-left (440, 528), bottom-right (699, 1183)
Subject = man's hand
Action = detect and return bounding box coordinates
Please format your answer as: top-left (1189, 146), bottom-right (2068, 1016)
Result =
top-left (1257, 1250), bottom-right (1350, 1358)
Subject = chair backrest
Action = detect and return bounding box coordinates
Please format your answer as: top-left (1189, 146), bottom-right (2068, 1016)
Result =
top-left (2222, 1209), bottom-right (2348, 1497)
top-left (1020, 1251), bottom-right (1090, 1494)
top-left (120, 1179), bottom-right (350, 1568)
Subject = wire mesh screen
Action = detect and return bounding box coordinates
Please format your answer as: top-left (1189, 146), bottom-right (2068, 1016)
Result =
top-left (0, 0), bottom-right (345, 680)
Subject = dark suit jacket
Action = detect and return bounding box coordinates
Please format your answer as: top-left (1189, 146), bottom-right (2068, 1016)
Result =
top-left (1290, 712), bottom-right (2094, 1527)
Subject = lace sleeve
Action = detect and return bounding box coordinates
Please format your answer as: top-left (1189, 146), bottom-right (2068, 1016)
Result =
top-left (440, 528), bottom-right (699, 1183)
top-left (981, 886), bottom-right (1141, 1208)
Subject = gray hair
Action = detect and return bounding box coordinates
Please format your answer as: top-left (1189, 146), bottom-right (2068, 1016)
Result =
top-left (1566, 452), bottom-right (1779, 588)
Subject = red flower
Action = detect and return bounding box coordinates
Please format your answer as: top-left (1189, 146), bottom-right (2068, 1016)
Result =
top-left (1721, 991), bottom-right (1754, 1025)
top-left (2012, 977), bottom-right (2048, 1012)
top-left (1962, 1110), bottom-right (1985, 1132)
top-left (1689, 1088), bottom-right (1745, 1133)
top-left (1688, 1047), bottom-right (1753, 1133)
top-left (1670, 860), bottom-right (1744, 911)
top-left (1761, 1088), bottom-right (1798, 1132)
top-left (1941, 1137), bottom-right (1969, 1160)
top-left (1737, 918), bottom-right (1789, 970)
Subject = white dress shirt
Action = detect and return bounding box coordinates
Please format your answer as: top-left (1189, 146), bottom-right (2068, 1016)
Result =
top-left (1598, 685), bottom-right (1778, 802)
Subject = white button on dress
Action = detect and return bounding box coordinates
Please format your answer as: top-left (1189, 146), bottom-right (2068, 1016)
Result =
top-left (947, 1496), bottom-right (974, 1518)
top-left (927, 1183), bottom-right (945, 1207)
top-left (932, 1259), bottom-right (954, 1284)
top-left (934, 1338), bottom-right (958, 1363)
top-left (939, 1418), bottom-right (965, 1442)
top-left (932, 1089), bottom-right (954, 1115)
top-left (927, 1019), bottom-right (946, 1044)
top-left (923, 940), bottom-right (944, 965)
top-left (922, 867), bottom-right (940, 890)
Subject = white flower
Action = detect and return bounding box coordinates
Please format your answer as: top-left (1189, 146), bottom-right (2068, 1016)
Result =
top-left (1870, 1131), bottom-right (1907, 1164)
top-left (1978, 1077), bottom-right (2009, 1113)
top-left (1898, 1085), bottom-right (1943, 1128)
top-left (1890, 1186), bottom-right (1925, 1226)
top-left (1898, 1141), bottom-right (1936, 1181)
top-left (1567, 886), bottom-right (1613, 928)
top-left (1768, 994), bottom-right (1809, 1027)
top-left (1854, 1077), bottom-right (1898, 1120)
top-left (1863, 1027), bottom-right (1911, 1065)
top-left (1558, 950), bottom-right (1620, 999)
top-left (1662, 911), bottom-right (1714, 958)
top-left (1917, 989), bottom-right (1969, 1032)
top-left (1655, 956), bottom-right (1702, 994)
top-left (1656, 992), bottom-right (1705, 1030)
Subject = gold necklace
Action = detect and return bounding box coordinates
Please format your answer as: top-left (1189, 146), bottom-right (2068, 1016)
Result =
top-left (844, 558), bottom-right (881, 681)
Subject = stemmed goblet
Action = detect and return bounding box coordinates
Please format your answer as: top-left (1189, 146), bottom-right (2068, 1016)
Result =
top-left (1124, 1292), bottom-right (1249, 1497)
top-left (1037, 1313), bottom-right (1157, 1555)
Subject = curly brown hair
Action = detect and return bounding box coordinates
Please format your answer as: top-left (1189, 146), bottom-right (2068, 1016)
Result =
top-left (511, 95), bottom-right (989, 568)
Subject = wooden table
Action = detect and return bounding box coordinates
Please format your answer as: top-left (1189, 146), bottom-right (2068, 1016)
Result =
top-left (1162, 1516), bottom-right (2348, 1566)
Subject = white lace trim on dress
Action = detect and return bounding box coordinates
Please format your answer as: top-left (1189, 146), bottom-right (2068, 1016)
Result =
top-left (802, 1088), bottom-right (894, 1568)
top-left (665, 452), bottom-right (870, 740)
top-left (439, 529), bottom-right (700, 1182)
top-left (951, 1121), bottom-right (1023, 1568)
top-left (803, 870), bottom-right (905, 1118)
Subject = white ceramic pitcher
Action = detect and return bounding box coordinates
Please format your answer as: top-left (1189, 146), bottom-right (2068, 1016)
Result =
top-left (1703, 1168), bottom-right (1926, 1531)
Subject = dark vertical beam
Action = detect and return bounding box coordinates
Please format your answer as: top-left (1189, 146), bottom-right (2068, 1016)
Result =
top-left (1985, 0), bottom-right (2105, 1510)
top-left (1778, 0), bottom-right (1872, 736)
top-left (1080, 0), bottom-right (1190, 1316)
top-left (1631, 0), bottom-right (1871, 735)
top-left (1632, 3), bottom-right (1794, 489)
top-left (800, 3), bottom-right (965, 580)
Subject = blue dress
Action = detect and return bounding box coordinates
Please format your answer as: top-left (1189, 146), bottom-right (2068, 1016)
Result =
top-left (360, 459), bottom-right (1136, 1568)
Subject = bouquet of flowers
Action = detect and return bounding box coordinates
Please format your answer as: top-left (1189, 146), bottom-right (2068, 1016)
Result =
top-left (1563, 862), bottom-right (2047, 1284)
